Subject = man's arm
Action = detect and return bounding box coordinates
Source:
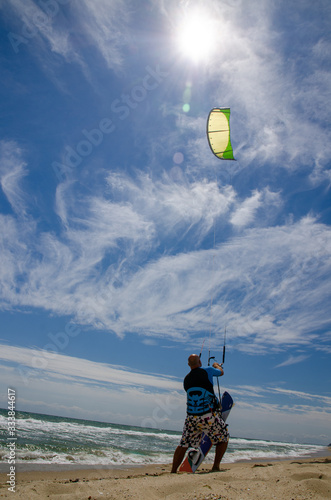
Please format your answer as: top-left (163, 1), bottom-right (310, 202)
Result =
top-left (212, 362), bottom-right (224, 376)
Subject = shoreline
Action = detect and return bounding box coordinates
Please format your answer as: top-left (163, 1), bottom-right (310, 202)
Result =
top-left (0, 445), bottom-right (328, 474)
top-left (0, 451), bottom-right (330, 499)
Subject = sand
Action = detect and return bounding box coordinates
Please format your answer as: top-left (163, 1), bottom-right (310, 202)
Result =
top-left (0, 454), bottom-right (330, 499)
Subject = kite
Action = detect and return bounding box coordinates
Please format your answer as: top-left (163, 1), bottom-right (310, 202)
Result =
top-left (206, 108), bottom-right (235, 160)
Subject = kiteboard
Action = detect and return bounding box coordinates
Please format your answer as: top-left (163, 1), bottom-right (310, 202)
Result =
top-left (179, 391), bottom-right (234, 473)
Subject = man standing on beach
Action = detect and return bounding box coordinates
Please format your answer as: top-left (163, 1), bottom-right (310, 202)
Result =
top-left (171, 354), bottom-right (229, 473)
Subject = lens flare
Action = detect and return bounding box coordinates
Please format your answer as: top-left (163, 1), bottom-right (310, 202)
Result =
top-left (177, 11), bottom-right (217, 63)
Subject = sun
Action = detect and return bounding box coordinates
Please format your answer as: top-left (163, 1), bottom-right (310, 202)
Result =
top-left (176, 10), bottom-right (218, 63)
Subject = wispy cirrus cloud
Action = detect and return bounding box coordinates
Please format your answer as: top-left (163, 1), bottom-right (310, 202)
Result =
top-left (0, 343), bottom-right (181, 391)
top-left (0, 350), bottom-right (184, 429)
top-left (0, 143), bottom-right (330, 350)
top-left (3, 0), bottom-right (130, 75)
top-left (3, 0), bottom-right (74, 57)
top-left (0, 140), bottom-right (28, 216)
top-left (105, 172), bottom-right (237, 242)
top-left (274, 354), bottom-right (309, 369)
top-left (75, 0), bottom-right (130, 70)
top-left (230, 188), bottom-right (282, 228)
top-left (267, 386), bottom-right (331, 406)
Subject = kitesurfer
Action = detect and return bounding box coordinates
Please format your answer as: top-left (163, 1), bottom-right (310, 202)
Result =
top-left (171, 354), bottom-right (229, 473)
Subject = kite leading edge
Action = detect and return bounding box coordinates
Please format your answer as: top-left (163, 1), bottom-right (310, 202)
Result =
top-left (207, 108), bottom-right (235, 160)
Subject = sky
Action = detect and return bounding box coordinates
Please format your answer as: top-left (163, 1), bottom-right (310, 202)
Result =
top-left (0, 0), bottom-right (330, 446)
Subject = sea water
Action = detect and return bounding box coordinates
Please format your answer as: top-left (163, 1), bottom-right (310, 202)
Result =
top-left (0, 409), bottom-right (325, 469)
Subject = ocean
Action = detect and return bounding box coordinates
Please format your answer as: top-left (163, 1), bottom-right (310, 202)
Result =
top-left (0, 409), bottom-right (326, 470)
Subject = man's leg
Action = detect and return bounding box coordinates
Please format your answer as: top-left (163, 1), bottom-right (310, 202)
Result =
top-left (211, 441), bottom-right (228, 471)
top-left (171, 445), bottom-right (187, 473)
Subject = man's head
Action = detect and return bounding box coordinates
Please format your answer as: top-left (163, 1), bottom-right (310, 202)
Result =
top-left (188, 354), bottom-right (202, 369)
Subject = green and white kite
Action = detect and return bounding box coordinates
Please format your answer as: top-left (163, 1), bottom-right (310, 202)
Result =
top-left (206, 108), bottom-right (235, 160)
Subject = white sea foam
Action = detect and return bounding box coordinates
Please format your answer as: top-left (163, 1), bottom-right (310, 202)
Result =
top-left (10, 414), bottom-right (178, 441)
top-left (0, 410), bottom-right (325, 467)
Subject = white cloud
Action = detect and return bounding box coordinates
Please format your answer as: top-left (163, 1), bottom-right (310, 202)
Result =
top-left (0, 156), bottom-right (330, 350)
top-left (267, 386), bottom-right (331, 406)
top-left (0, 362), bottom-right (184, 430)
top-left (106, 172), bottom-right (236, 240)
top-left (231, 383), bottom-right (331, 407)
top-left (0, 140), bottom-right (28, 216)
top-left (3, 0), bottom-right (130, 77)
top-left (0, 344), bottom-right (185, 429)
top-left (274, 354), bottom-right (309, 368)
top-left (4, 0), bottom-right (71, 56)
top-left (230, 399), bottom-right (331, 444)
top-left (230, 190), bottom-right (262, 227)
top-left (0, 343), bottom-right (182, 391)
top-left (75, 0), bottom-right (130, 70)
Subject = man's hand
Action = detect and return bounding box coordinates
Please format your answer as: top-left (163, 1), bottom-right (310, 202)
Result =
top-left (212, 362), bottom-right (224, 375)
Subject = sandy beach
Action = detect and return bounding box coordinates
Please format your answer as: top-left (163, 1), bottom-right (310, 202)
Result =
top-left (0, 453), bottom-right (330, 499)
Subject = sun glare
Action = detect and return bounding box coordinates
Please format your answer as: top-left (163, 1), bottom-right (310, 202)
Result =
top-left (177, 11), bottom-right (217, 63)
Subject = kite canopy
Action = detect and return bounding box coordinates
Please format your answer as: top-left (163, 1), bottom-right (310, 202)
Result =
top-left (207, 108), bottom-right (235, 160)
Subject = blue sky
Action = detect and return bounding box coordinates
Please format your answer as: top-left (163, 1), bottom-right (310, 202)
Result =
top-left (0, 0), bottom-right (330, 446)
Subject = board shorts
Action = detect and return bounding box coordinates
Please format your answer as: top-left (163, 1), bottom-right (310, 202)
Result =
top-left (179, 411), bottom-right (229, 448)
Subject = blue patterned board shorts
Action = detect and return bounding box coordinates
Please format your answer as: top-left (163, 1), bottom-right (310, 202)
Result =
top-left (179, 411), bottom-right (229, 448)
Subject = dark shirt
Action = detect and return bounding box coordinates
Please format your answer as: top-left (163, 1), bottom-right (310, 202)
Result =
top-left (184, 366), bottom-right (220, 415)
